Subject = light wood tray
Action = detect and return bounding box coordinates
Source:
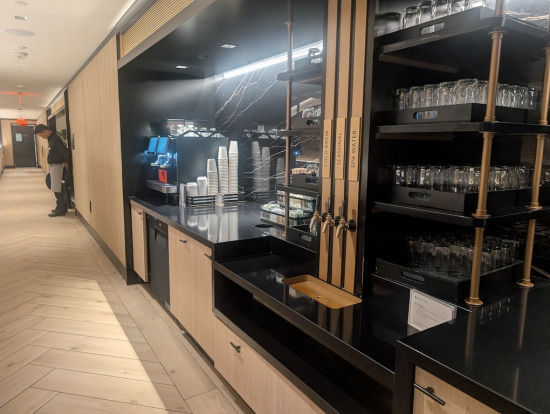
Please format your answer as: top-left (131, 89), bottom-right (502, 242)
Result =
top-left (283, 275), bottom-right (361, 309)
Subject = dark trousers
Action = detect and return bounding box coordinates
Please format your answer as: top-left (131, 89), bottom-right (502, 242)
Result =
top-left (54, 189), bottom-right (67, 213)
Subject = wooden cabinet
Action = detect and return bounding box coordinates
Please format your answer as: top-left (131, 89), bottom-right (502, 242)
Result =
top-left (130, 205), bottom-right (148, 282)
top-left (168, 226), bottom-right (215, 357)
top-left (214, 318), bottom-right (322, 414)
top-left (413, 368), bottom-right (498, 414)
top-left (213, 319), bottom-right (256, 408)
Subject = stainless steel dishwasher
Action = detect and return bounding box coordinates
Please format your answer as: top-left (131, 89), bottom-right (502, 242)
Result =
top-left (147, 215), bottom-right (170, 310)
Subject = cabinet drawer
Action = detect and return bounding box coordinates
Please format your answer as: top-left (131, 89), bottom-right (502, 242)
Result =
top-left (213, 319), bottom-right (255, 407)
top-left (413, 368), bottom-right (499, 414)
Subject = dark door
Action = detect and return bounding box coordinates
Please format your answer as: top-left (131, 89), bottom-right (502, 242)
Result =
top-left (11, 125), bottom-right (37, 168)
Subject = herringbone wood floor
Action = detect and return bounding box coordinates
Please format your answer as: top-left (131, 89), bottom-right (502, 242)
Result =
top-left (0, 168), bottom-right (251, 414)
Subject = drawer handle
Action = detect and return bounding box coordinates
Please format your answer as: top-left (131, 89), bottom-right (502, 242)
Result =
top-left (414, 384), bottom-right (446, 406)
top-left (137, 212), bottom-right (142, 215)
top-left (230, 342), bottom-right (241, 353)
top-left (204, 253), bottom-right (212, 260)
top-left (179, 239), bottom-right (187, 243)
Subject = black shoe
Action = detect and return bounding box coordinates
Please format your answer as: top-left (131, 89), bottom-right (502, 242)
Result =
top-left (48, 211), bottom-right (66, 217)
top-left (51, 209), bottom-right (67, 213)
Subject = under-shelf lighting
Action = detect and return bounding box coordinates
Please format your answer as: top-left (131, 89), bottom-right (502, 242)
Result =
top-left (222, 41), bottom-right (323, 79)
top-left (221, 44), bottom-right (237, 49)
top-left (175, 65), bottom-right (188, 69)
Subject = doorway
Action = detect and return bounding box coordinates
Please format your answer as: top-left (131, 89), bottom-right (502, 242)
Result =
top-left (11, 124), bottom-right (37, 168)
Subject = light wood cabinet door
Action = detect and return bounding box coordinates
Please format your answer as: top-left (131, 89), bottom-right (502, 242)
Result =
top-left (187, 240), bottom-right (214, 357)
top-left (254, 352), bottom-right (323, 414)
top-left (213, 319), bottom-right (256, 408)
top-left (131, 205), bottom-right (148, 282)
top-left (413, 368), bottom-right (499, 414)
top-left (168, 226), bottom-right (191, 327)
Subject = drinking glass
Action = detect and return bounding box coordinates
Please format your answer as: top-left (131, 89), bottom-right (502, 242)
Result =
top-left (417, 1), bottom-right (433, 25)
top-left (438, 81), bottom-right (457, 105)
top-left (393, 165), bottom-right (406, 186)
top-left (466, 0), bottom-right (486, 8)
top-left (431, 165), bottom-right (445, 190)
top-left (449, 0), bottom-right (467, 14)
top-left (434, 241), bottom-right (451, 272)
top-left (527, 87), bottom-right (541, 110)
top-left (422, 84), bottom-right (437, 107)
top-left (405, 165), bottom-right (418, 187)
top-left (476, 80), bottom-right (488, 104)
top-left (456, 78), bottom-right (478, 104)
top-left (409, 86), bottom-right (423, 109)
top-left (497, 83), bottom-right (510, 107)
top-left (508, 84), bottom-right (521, 108)
top-left (432, 0), bottom-right (450, 19)
top-left (403, 6), bottom-right (419, 27)
top-left (519, 86), bottom-right (529, 109)
top-left (395, 88), bottom-right (410, 109)
top-left (417, 165), bottom-right (430, 188)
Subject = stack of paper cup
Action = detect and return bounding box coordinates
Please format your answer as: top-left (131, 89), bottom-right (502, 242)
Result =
top-left (251, 141), bottom-right (261, 191)
top-left (218, 146), bottom-right (228, 194)
top-left (196, 176), bottom-right (207, 196)
top-left (207, 159), bottom-right (218, 195)
top-left (261, 147), bottom-right (271, 191)
top-left (186, 182), bottom-right (198, 196)
top-left (275, 157), bottom-right (285, 185)
top-left (228, 141), bottom-right (239, 194)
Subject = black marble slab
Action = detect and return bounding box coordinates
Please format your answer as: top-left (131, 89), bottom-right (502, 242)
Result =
top-left (396, 284), bottom-right (550, 414)
top-left (129, 197), bottom-right (283, 249)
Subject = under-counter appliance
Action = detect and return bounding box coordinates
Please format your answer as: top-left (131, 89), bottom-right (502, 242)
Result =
top-left (147, 215), bottom-right (170, 310)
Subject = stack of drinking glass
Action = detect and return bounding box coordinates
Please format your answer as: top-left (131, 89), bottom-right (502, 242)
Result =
top-left (405, 231), bottom-right (520, 278)
top-left (395, 80), bottom-right (541, 110)
top-left (393, 164), bottom-right (533, 193)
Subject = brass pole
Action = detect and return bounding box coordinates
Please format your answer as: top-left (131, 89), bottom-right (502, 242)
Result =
top-left (466, 29), bottom-right (505, 306)
top-left (283, 0), bottom-right (294, 236)
top-left (519, 45), bottom-right (550, 287)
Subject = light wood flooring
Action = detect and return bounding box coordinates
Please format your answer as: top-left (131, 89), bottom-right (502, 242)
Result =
top-left (0, 168), bottom-right (252, 414)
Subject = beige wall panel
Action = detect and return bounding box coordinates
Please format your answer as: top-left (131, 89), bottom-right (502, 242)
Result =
top-left (1, 120), bottom-right (15, 167)
top-left (68, 75), bottom-right (91, 225)
top-left (67, 37), bottom-right (125, 264)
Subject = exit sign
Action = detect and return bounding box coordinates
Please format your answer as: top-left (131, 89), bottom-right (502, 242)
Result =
top-left (17, 118), bottom-right (27, 126)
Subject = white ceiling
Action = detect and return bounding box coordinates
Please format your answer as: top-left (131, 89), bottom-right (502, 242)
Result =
top-left (0, 0), bottom-right (137, 120)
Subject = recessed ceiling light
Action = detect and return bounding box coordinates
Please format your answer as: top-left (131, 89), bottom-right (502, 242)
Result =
top-left (5, 29), bottom-right (34, 36)
top-left (15, 45), bottom-right (27, 50)
top-left (15, 16), bottom-right (28, 20)
top-left (175, 65), bottom-right (188, 69)
top-left (16, 63), bottom-right (26, 67)
top-left (12, 51), bottom-right (28, 58)
top-left (221, 44), bottom-right (237, 49)
top-left (14, 1), bottom-right (28, 5)
top-left (16, 84), bottom-right (23, 88)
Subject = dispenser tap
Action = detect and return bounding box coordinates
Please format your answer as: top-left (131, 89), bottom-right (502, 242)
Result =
top-left (335, 218), bottom-right (357, 238)
top-left (309, 211), bottom-right (322, 231)
top-left (322, 213), bottom-right (335, 233)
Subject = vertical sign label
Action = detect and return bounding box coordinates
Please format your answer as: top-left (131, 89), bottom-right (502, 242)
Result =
top-left (322, 119), bottom-right (333, 179)
top-left (335, 118), bottom-right (346, 180)
top-left (348, 117), bottom-right (362, 182)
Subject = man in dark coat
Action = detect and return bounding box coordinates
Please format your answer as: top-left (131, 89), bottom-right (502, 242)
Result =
top-left (35, 124), bottom-right (69, 217)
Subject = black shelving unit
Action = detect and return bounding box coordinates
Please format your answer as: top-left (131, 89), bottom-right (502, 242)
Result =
top-left (276, 184), bottom-right (318, 198)
top-left (276, 63), bottom-right (323, 85)
top-left (366, 6), bottom-right (550, 305)
top-left (277, 128), bottom-right (322, 137)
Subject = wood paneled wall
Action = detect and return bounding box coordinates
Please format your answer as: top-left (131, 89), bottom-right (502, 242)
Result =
top-left (36, 113), bottom-right (48, 172)
top-left (67, 36), bottom-right (126, 265)
top-left (1, 120), bottom-right (16, 167)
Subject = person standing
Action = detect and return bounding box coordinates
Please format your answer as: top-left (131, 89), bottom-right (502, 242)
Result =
top-left (35, 124), bottom-right (69, 217)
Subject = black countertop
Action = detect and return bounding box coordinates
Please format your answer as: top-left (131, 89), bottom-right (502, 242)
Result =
top-left (396, 284), bottom-right (550, 414)
top-left (129, 197), bottom-right (284, 249)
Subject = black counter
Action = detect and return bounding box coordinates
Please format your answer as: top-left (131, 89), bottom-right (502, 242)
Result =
top-left (129, 197), bottom-right (284, 250)
top-left (395, 283), bottom-right (550, 414)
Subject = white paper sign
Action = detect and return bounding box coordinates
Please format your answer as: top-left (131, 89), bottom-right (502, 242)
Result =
top-left (16, 133), bottom-right (23, 142)
top-left (408, 289), bottom-right (457, 331)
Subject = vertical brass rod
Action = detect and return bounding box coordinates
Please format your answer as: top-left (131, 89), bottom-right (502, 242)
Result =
top-left (466, 29), bottom-right (505, 306)
top-left (466, 228), bottom-right (485, 306)
top-left (519, 45), bottom-right (550, 287)
top-left (283, 0), bottom-right (293, 235)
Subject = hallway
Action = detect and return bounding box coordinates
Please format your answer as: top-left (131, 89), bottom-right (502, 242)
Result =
top-left (0, 169), bottom-right (250, 414)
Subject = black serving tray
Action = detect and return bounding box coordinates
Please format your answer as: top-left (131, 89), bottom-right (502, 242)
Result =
top-left (380, 104), bottom-right (538, 125)
top-left (392, 186), bottom-right (532, 214)
top-left (292, 174), bottom-right (319, 190)
top-left (286, 225), bottom-right (319, 251)
top-left (375, 256), bottom-right (523, 302)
